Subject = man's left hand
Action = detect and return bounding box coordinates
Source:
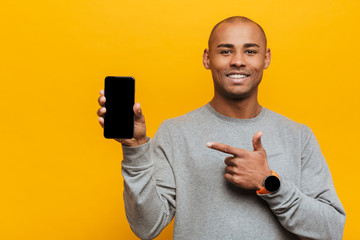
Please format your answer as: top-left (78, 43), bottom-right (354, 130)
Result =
top-left (206, 131), bottom-right (272, 190)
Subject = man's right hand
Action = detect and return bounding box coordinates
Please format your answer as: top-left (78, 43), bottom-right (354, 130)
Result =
top-left (97, 90), bottom-right (148, 147)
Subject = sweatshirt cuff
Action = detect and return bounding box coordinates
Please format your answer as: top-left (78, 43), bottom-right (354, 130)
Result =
top-left (257, 176), bottom-right (299, 208)
top-left (121, 137), bottom-right (152, 168)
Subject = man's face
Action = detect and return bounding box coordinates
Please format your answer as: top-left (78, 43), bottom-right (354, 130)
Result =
top-left (203, 21), bottom-right (271, 100)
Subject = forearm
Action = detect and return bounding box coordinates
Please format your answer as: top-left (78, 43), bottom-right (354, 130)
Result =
top-left (121, 140), bottom-right (175, 240)
top-left (259, 178), bottom-right (345, 240)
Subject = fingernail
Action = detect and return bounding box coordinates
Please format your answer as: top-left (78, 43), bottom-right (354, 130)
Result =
top-left (207, 142), bottom-right (213, 147)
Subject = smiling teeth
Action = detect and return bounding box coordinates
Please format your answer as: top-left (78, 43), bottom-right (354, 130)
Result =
top-left (228, 74), bottom-right (248, 79)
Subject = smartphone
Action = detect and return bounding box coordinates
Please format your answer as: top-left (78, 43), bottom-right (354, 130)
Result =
top-left (103, 76), bottom-right (135, 139)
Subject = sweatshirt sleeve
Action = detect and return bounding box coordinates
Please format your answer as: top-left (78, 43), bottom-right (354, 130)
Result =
top-left (259, 125), bottom-right (346, 240)
top-left (121, 122), bottom-right (176, 240)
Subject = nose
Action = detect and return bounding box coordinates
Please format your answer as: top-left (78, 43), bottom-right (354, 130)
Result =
top-left (230, 52), bottom-right (246, 68)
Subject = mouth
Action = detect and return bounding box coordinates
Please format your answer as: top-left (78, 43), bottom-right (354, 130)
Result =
top-left (225, 72), bottom-right (250, 83)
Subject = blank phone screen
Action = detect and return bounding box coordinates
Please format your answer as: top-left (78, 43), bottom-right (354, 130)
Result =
top-left (104, 76), bottom-right (134, 139)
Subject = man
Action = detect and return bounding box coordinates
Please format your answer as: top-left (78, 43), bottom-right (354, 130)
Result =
top-left (97, 16), bottom-right (345, 240)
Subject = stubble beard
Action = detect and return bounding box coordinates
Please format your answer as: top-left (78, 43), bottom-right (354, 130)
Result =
top-left (214, 77), bottom-right (261, 101)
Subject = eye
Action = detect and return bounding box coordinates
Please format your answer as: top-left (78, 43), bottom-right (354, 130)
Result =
top-left (220, 50), bottom-right (232, 55)
top-left (246, 50), bottom-right (257, 54)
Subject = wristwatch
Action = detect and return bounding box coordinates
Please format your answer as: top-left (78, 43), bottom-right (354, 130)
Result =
top-left (257, 171), bottom-right (280, 194)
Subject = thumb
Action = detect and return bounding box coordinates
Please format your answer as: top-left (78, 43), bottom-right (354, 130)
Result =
top-left (133, 103), bottom-right (145, 122)
top-left (252, 131), bottom-right (265, 152)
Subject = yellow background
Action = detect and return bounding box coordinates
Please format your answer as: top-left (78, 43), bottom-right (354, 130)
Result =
top-left (1, 0), bottom-right (359, 239)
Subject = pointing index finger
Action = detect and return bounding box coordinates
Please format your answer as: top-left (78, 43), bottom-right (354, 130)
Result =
top-left (206, 142), bottom-right (244, 157)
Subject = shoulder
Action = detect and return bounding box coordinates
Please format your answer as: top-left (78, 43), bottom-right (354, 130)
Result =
top-left (161, 104), bottom-right (208, 129)
top-left (264, 108), bottom-right (310, 132)
top-left (264, 108), bottom-right (316, 143)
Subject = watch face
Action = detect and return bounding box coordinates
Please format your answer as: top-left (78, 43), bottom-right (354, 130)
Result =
top-left (265, 175), bottom-right (280, 192)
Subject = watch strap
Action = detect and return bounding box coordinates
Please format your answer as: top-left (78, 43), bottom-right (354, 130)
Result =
top-left (257, 170), bottom-right (280, 195)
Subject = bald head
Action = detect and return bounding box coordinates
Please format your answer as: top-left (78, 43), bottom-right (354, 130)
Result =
top-left (208, 16), bottom-right (267, 50)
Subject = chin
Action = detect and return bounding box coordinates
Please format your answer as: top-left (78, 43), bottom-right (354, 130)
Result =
top-left (226, 86), bottom-right (258, 100)
top-left (228, 94), bottom-right (250, 100)
top-left (220, 91), bottom-right (250, 100)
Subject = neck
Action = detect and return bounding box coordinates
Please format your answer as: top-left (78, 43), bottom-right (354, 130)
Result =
top-left (209, 94), bottom-right (262, 119)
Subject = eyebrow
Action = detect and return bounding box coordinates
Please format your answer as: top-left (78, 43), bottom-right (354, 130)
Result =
top-left (243, 43), bottom-right (260, 48)
top-left (216, 43), bottom-right (260, 48)
top-left (217, 43), bottom-right (234, 48)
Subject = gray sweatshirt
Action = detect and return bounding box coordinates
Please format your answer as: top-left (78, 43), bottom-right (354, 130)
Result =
top-left (121, 103), bottom-right (345, 240)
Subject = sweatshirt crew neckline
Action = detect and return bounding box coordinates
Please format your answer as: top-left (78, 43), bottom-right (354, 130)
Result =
top-left (204, 102), bottom-right (267, 124)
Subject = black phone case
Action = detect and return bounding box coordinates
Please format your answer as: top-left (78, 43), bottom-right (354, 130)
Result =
top-left (103, 76), bottom-right (135, 139)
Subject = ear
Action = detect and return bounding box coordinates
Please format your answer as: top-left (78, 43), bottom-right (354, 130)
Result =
top-left (263, 48), bottom-right (271, 69)
top-left (203, 48), bottom-right (211, 70)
